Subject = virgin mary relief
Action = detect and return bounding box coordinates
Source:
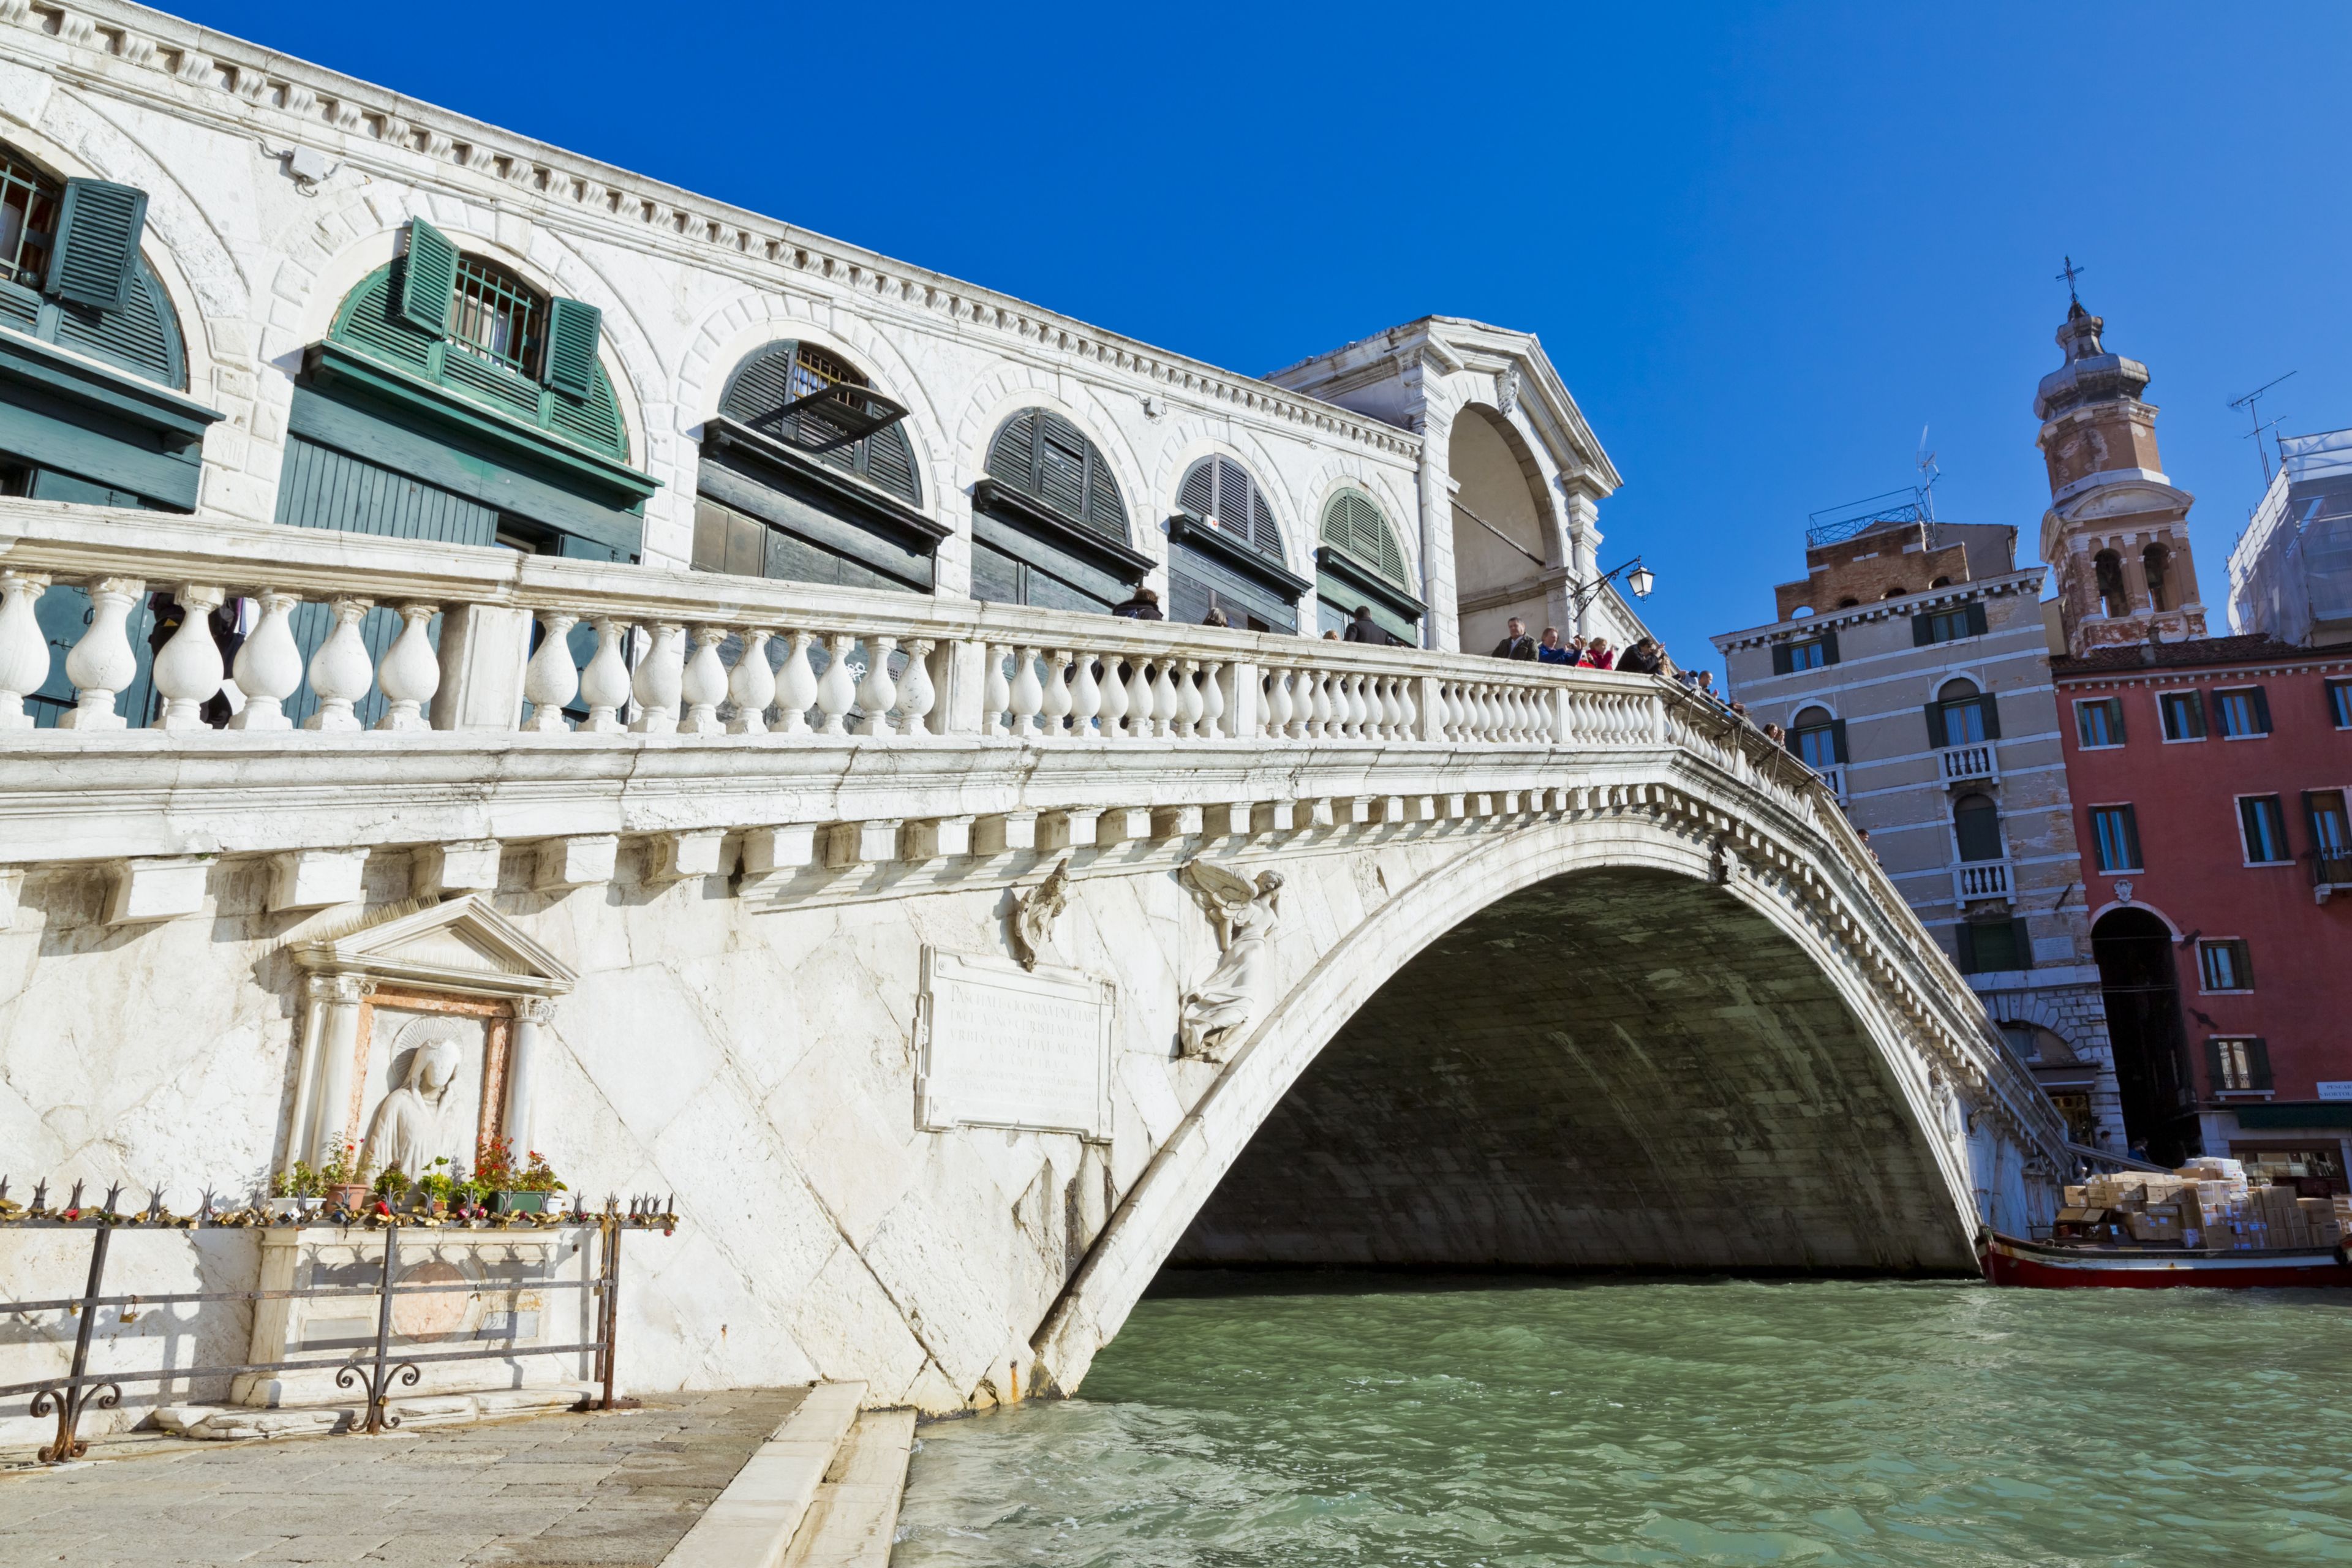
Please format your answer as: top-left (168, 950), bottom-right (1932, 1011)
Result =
top-left (360, 1016), bottom-right (479, 1179)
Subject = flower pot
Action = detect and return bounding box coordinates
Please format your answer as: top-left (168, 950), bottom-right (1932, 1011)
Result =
top-left (326, 1183), bottom-right (369, 1213)
top-left (494, 1191), bottom-right (550, 1215)
top-left (264, 1196), bottom-right (304, 1220)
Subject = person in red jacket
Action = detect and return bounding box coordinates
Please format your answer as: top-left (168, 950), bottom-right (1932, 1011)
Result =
top-left (1581, 637), bottom-right (1616, 669)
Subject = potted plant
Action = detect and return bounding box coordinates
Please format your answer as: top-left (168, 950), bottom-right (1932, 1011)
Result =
top-left (478, 1137), bottom-right (565, 1215)
top-left (266, 1161), bottom-right (322, 1219)
top-left (319, 1138), bottom-right (369, 1215)
top-left (413, 1156), bottom-right (458, 1217)
top-left (371, 1165), bottom-right (411, 1218)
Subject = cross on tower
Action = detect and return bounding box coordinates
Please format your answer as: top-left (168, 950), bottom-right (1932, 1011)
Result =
top-left (2056, 255), bottom-right (2087, 303)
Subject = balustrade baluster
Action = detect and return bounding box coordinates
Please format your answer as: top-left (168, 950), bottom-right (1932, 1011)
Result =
top-left (630, 623), bottom-right (687, 735)
top-left (726, 629), bottom-right (775, 734)
top-left (301, 596), bottom-right (375, 733)
top-left (1197, 659), bottom-right (1226, 739)
top-left (373, 602), bottom-right (441, 731)
top-left (1262, 666), bottom-right (1291, 741)
top-left (579, 617), bottom-right (633, 733)
top-left (152, 583), bottom-right (227, 731)
top-left (1310, 669), bottom-right (1336, 738)
top-left (1503, 685), bottom-right (1526, 743)
top-left (1382, 676), bottom-right (1406, 739)
top-left (1009, 646), bottom-right (1045, 737)
top-left (774, 631), bottom-right (819, 735)
top-left (1124, 657), bottom-right (1154, 738)
top-left (521, 611), bottom-right (580, 731)
top-left (815, 633), bottom-right (859, 735)
top-left (899, 639), bottom-right (937, 739)
top-left (856, 636), bottom-right (900, 737)
top-left (1092, 652), bottom-right (1126, 739)
top-left (982, 643), bottom-right (1012, 734)
top-left (1346, 673), bottom-right (1371, 739)
top-left (1397, 676), bottom-right (1419, 739)
top-left (679, 625), bottom-right (730, 736)
top-left (1069, 651), bottom-right (1102, 737)
top-left (58, 576), bottom-right (146, 730)
top-left (228, 590), bottom-right (301, 731)
top-left (1040, 649), bottom-right (1073, 738)
top-left (0, 571), bottom-right (49, 729)
top-left (1439, 683), bottom-right (1463, 741)
top-left (1175, 658), bottom-right (1204, 738)
top-left (1150, 659), bottom-right (1179, 738)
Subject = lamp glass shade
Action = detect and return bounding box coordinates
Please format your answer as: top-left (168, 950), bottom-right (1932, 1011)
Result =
top-left (1627, 565), bottom-right (1656, 598)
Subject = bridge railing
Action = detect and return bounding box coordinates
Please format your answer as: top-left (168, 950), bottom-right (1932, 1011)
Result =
top-left (0, 504), bottom-right (1795, 774)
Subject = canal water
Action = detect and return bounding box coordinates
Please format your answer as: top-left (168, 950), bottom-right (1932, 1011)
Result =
top-left (894, 1272), bottom-right (2352, 1566)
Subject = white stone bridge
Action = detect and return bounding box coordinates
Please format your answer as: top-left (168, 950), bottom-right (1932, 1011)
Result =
top-left (0, 503), bottom-right (2065, 1418)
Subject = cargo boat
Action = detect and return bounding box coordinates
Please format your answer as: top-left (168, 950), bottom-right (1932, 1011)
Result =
top-left (1980, 1231), bottom-right (2352, 1289)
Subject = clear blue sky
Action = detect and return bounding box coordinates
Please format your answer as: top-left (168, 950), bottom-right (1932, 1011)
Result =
top-left (181, 1), bottom-right (2352, 668)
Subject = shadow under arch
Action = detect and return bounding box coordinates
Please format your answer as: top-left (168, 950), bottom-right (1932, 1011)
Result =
top-left (1030, 818), bottom-right (1981, 1396)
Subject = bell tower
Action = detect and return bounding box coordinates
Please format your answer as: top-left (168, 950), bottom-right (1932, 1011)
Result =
top-left (2034, 294), bottom-right (2204, 656)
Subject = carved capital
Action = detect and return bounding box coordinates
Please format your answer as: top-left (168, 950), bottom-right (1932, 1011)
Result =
top-left (514, 997), bottom-right (556, 1025)
top-left (306, 972), bottom-right (375, 1006)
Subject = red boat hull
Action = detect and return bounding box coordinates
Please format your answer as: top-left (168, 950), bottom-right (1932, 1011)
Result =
top-left (1981, 1232), bottom-right (2352, 1289)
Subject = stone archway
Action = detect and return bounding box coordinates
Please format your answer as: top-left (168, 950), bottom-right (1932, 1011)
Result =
top-left (1029, 815), bottom-right (1985, 1396)
top-left (1447, 405), bottom-right (1561, 655)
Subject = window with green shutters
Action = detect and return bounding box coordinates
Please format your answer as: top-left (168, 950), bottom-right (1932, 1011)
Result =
top-left (2206, 1036), bottom-right (2271, 1093)
top-left (2159, 690), bottom-right (2206, 741)
top-left (2075, 697), bottom-right (2125, 748)
top-left (1913, 602), bottom-right (1988, 645)
top-left (0, 146), bottom-right (59, 287)
top-left (0, 143), bottom-right (184, 390)
top-left (1790, 706), bottom-right (1844, 769)
top-left (1957, 918), bottom-right (2033, 975)
top-left (1926, 679), bottom-right (1999, 747)
top-left (715, 341), bottom-right (920, 504)
top-left (2212, 685), bottom-right (2271, 738)
top-left (984, 409), bottom-right (1129, 540)
top-left (1319, 490), bottom-right (1408, 587)
top-left (2196, 938), bottom-right (2253, 992)
top-left (2329, 679), bottom-right (2352, 729)
top-left (1774, 635), bottom-right (1834, 673)
top-left (1952, 793), bottom-right (2003, 862)
top-left (2237, 794), bottom-right (2291, 864)
top-left (2089, 804), bottom-right (2142, 872)
top-left (1176, 456), bottom-right (1285, 562)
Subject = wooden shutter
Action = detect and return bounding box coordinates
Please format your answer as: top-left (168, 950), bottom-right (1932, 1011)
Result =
top-left (2010, 918), bottom-right (2034, 970)
top-left (397, 219), bottom-right (458, 334)
top-left (1965, 602), bottom-right (1989, 638)
top-left (1082, 444), bottom-right (1128, 539)
top-left (986, 410), bottom-right (1039, 487)
top-left (1912, 613), bottom-right (1934, 647)
top-left (1830, 718), bottom-right (1849, 763)
top-left (1177, 459), bottom-right (1215, 517)
top-left (2246, 1038), bottom-right (2272, 1090)
top-left (1955, 924), bottom-right (1979, 974)
top-left (1822, 630), bottom-right (1841, 665)
top-left (2250, 685), bottom-right (2272, 733)
top-left (47, 178), bottom-right (148, 311)
top-left (721, 341), bottom-right (799, 427)
top-left (543, 296), bottom-right (602, 399)
top-left (1250, 488), bottom-right (1281, 559)
top-left (2120, 805), bottom-right (2142, 870)
top-left (1772, 644), bottom-right (1795, 676)
top-left (2203, 1037), bottom-right (2226, 1093)
top-left (1924, 701), bottom-right (1948, 749)
top-left (2208, 688), bottom-right (2229, 735)
top-left (1978, 693), bottom-right (2002, 739)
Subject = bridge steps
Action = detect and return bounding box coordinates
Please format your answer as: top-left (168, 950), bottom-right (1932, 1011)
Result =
top-left (782, 1409), bottom-right (921, 1568)
top-left (659, 1380), bottom-right (870, 1568)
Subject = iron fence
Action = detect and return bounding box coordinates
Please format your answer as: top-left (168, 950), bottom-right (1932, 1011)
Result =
top-left (0, 1184), bottom-right (678, 1463)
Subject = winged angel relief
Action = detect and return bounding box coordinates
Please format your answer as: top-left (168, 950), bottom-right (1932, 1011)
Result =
top-left (1176, 859), bottom-right (1285, 1063)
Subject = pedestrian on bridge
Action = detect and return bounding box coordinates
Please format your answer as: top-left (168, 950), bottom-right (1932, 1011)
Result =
top-left (1343, 605), bottom-right (1384, 644)
top-left (1493, 619), bottom-right (1537, 660)
top-left (1537, 628), bottom-right (1575, 665)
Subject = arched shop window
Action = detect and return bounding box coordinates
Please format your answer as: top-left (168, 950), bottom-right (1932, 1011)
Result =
top-left (971, 408), bottom-right (1151, 613)
top-left (1314, 488), bottom-right (1422, 644)
top-left (1167, 456), bottom-right (1306, 632)
top-left (695, 339), bottom-right (940, 593)
top-left (0, 141), bottom-right (222, 727)
top-left (271, 219), bottom-right (658, 724)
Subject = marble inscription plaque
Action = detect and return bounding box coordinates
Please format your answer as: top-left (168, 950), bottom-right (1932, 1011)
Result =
top-left (916, 947), bottom-right (1113, 1137)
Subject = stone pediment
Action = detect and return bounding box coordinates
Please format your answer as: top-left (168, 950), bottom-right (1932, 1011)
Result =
top-left (284, 894), bottom-right (576, 999)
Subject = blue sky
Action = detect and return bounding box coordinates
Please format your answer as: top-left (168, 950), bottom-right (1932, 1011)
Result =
top-left (182, 1), bottom-right (2352, 669)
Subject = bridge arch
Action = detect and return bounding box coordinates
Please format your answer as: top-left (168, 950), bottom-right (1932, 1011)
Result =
top-left (1032, 807), bottom-right (1985, 1395)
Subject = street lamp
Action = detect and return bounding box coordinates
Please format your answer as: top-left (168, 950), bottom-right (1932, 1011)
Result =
top-left (1627, 562), bottom-right (1656, 599)
top-left (1569, 556), bottom-right (1656, 619)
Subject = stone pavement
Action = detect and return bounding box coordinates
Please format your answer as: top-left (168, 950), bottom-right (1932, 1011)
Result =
top-left (0, 1388), bottom-right (807, 1567)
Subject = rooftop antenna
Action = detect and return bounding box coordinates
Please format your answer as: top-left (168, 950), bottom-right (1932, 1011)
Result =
top-left (2056, 255), bottom-right (2087, 304)
top-left (1915, 424), bottom-right (1940, 522)
top-left (2226, 371), bottom-right (2297, 486)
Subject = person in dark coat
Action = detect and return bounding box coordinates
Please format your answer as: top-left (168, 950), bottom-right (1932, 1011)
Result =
top-left (1342, 606), bottom-right (1383, 644)
top-left (1491, 617), bottom-right (1537, 660)
top-left (1112, 587), bottom-right (1164, 620)
top-left (1617, 638), bottom-right (1664, 674)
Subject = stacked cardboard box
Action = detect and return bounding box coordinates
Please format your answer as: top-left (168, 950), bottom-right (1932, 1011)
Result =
top-left (2060, 1160), bottom-right (2332, 1251)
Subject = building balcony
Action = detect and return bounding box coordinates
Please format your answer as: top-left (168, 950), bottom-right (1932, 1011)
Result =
top-left (1936, 742), bottom-right (1999, 788)
top-left (1814, 764), bottom-right (1847, 802)
top-left (1952, 858), bottom-right (2015, 905)
top-left (2314, 853), bottom-right (2352, 906)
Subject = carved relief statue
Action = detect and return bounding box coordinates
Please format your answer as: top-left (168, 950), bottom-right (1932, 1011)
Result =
top-left (1176, 860), bottom-right (1284, 1063)
top-left (360, 1017), bottom-right (467, 1180)
top-left (1009, 858), bottom-right (1073, 972)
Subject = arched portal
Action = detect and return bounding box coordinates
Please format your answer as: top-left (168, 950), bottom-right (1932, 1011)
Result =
top-left (2091, 907), bottom-right (2195, 1162)
top-left (1030, 816), bottom-right (1996, 1396)
top-left (1447, 407), bottom-right (1556, 654)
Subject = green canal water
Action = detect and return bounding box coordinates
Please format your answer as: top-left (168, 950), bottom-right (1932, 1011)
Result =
top-left (892, 1273), bottom-right (2352, 1566)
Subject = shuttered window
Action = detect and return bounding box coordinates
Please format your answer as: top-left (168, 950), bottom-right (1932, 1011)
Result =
top-left (47, 178), bottom-right (146, 312)
top-left (0, 145), bottom-right (183, 390)
top-left (0, 147), bottom-right (59, 287)
top-left (2212, 686), bottom-right (2272, 738)
top-left (1176, 457), bottom-right (1285, 562)
top-left (2089, 804), bottom-right (2141, 872)
top-left (1957, 919), bottom-right (2033, 975)
top-left (1319, 490), bottom-right (1408, 587)
top-left (2237, 795), bottom-right (2290, 863)
top-left (985, 409), bottom-right (1128, 540)
top-left (2206, 1036), bottom-right (2271, 1093)
top-left (2075, 698), bottom-right (2125, 747)
top-left (1912, 602), bottom-right (1988, 645)
top-left (716, 341), bottom-right (921, 504)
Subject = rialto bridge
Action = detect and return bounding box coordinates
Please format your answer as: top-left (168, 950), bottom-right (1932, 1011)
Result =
top-left (0, 505), bottom-right (2067, 1423)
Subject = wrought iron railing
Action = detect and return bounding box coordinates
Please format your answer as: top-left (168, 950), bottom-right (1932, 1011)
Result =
top-left (0, 1183), bottom-right (677, 1463)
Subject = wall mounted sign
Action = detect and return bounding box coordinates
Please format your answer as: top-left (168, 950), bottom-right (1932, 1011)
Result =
top-left (914, 946), bottom-right (1113, 1139)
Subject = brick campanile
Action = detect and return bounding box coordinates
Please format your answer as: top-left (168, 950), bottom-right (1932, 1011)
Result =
top-left (2034, 299), bottom-right (2207, 657)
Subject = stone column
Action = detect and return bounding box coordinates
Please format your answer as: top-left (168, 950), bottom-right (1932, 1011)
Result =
top-left (1555, 480), bottom-right (1604, 639)
top-left (306, 973), bottom-right (375, 1166)
top-left (506, 997), bottom-right (552, 1155)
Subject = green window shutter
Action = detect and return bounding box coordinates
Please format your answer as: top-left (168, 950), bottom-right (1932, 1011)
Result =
top-left (1965, 602), bottom-right (1989, 638)
top-left (1955, 924), bottom-right (1979, 974)
top-left (1822, 630), bottom-right (1841, 665)
top-left (1830, 717), bottom-right (1849, 763)
top-left (2250, 685), bottom-right (2272, 734)
top-left (1771, 644), bottom-right (1794, 676)
top-left (1978, 694), bottom-right (2002, 739)
top-left (2247, 1038), bottom-right (2272, 1091)
top-left (1912, 613), bottom-right (1934, 647)
top-left (2208, 688), bottom-right (2228, 735)
top-left (2122, 805), bottom-right (2142, 869)
top-left (1924, 701), bottom-right (1948, 749)
top-left (47, 178), bottom-right (148, 311)
top-left (396, 219), bottom-right (458, 335)
top-left (1178, 459), bottom-right (1215, 516)
top-left (543, 297), bottom-right (602, 400)
top-left (2202, 1038), bottom-right (2225, 1095)
top-left (2011, 918), bottom-right (2034, 970)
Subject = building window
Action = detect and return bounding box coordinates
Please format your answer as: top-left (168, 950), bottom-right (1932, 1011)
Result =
top-left (1957, 918), bottom-right (2032, 974)
top-left (2207, 1036), bottom-right (2271, 1094)
top-left (1953, 793), bottom-right (2004, 862)
top-left (1314, 489), bottom-right (1420, 644)
top-left (2197, 938), bottom-right (2253, 992)
top-left (2214, 687), bottom-right (2272, 739)
top-left (1790, 705), bottom-right (1843, 770)
top-left (2329, 679), bottom-right (2352, 729)
top-left (2158, 691), bottom-right (2206, 741)
top-left (2309, 790), bottom-right (2351, 876)
top-left (1929, 677), bottom-right (1999, 747)
top-left (2237, 795), bottom-right (2291, 864)
top-left (0, 145), bottom-right (58, 288)
top-left (2090, 804), bottom-right (2142, 872)
top-left (448, 254), bottom-right (542, 375)
top-left (1913, 604), bottom-right (1987, 646)
top-left (1788, 638), bottom-right (1826, 672)
top-left (2075, 698), bottom-right (2126, 748)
